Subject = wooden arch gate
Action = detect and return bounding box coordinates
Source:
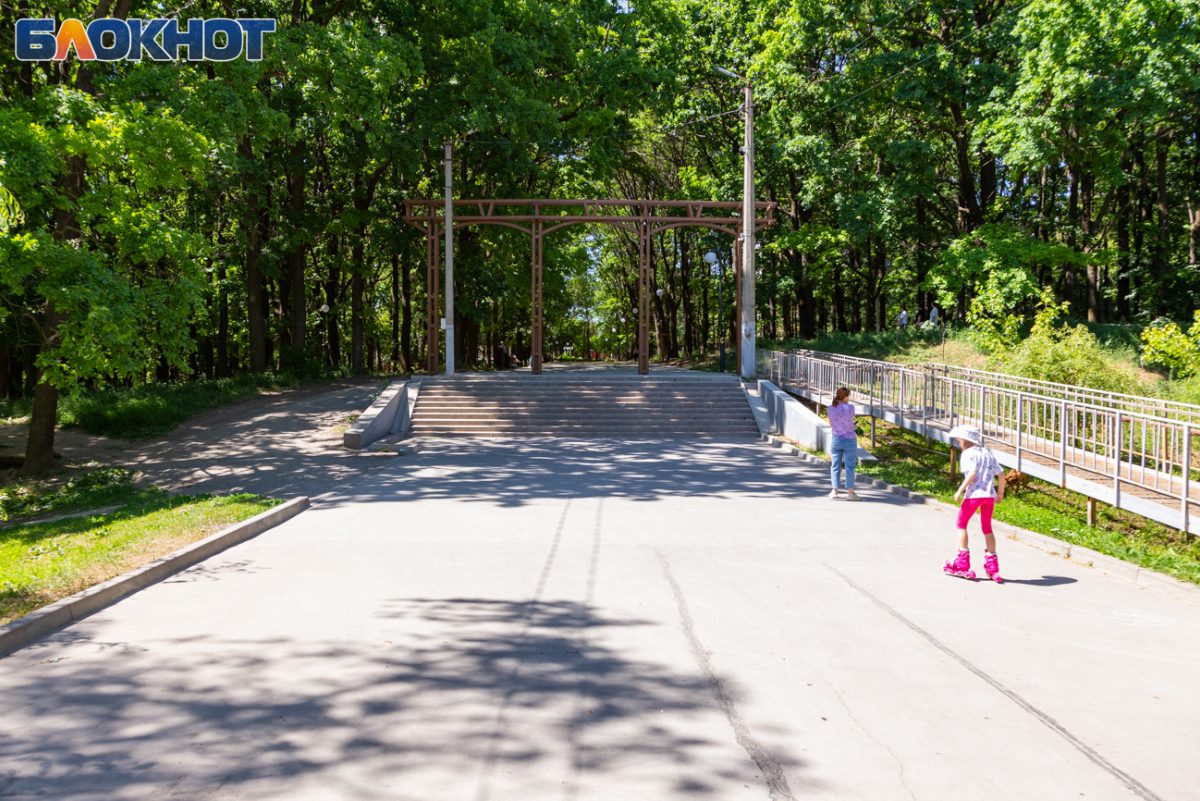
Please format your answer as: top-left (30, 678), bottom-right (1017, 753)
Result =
top-left (403, 199), bottom-right (776, 375)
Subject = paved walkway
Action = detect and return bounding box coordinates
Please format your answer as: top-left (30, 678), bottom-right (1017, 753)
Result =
top-left (1, 438), bottom-right (1197, 800)
top-left (0, 379), bottom-right (390, 499)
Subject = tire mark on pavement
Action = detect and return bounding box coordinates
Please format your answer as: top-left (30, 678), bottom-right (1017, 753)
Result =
top-left (655, 549), bottom-right (797, 801)
top-left (827, 565), bottom-right (1163, 801)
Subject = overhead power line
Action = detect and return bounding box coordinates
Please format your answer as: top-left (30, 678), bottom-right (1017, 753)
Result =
top-left (456, 107), bottom-right (743, 148)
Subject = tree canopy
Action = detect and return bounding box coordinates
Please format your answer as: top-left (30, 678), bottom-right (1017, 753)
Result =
top-left (2, 0), bottom-right (1199, 469)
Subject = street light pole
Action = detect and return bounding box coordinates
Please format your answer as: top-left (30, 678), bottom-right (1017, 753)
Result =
top-left (717, 67), bottom-right (756, 378)
top-left (443, 141), bottom-right (454, 375)
top-left (740, 80), bottom-right (756, 378)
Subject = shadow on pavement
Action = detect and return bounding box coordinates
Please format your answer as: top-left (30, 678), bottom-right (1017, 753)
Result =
top-left (1001, 575), bottom-right (1079, 587)
top-left (0, 598), bottom-right (805, 798)
top-left (323, 437), bottom-right (925, 510)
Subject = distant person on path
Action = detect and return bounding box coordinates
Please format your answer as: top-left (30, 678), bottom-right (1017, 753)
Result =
top-left (929, 303), bottom-right (939, 326)
top-left (944, 425), bottom-right (1006, 582)
top-left (827, 387), bottom-right (860, 501)
top-left (897, 307), bottom-right (909, 329)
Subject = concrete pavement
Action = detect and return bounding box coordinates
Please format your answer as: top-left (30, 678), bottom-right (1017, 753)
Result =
top-left (1, 438), bottom-right (1196, 799)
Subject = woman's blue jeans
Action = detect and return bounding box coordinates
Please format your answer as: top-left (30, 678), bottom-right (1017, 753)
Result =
top-left (830, 436), bottom-right (858, 490)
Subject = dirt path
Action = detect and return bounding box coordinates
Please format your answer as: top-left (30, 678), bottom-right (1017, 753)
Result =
top-left (0, 378), bottom-right (394, 500)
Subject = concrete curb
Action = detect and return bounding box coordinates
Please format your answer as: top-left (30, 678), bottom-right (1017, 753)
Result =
top-left (0, 496), bottom-right (310, 658)
top-left (760, 433), bottom-right (1200, 605)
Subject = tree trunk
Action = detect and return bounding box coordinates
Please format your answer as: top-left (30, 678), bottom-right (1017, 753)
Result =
top-left (401, 249), bottom-right (412, 371)
top-left (1081, 170), bottom-right (1102, 322)
top-left (1155, 130), bottom-right (1170, 314)
top-left (21, 303), bottom-right (60, 476)
top-left (241, 138), bottom-right (268, 373)
top-left (0, 347), bottom-right (9, 400)
top-left (1189, 123), bottom-right (1200, 266)
top-left (325, 230), bottom-right (342, 369)
top-left (949, 103), bottom-right (982, 232)
top-left (351, 245), bottom-right (365, 375)
top-left (23, 145), bottom-right (87, 475)
top-left (1117, 155), bottom-right (1132, 322)
top-left (389, 250), bottom-right (400, 366)
top-left (833, 260), bottom-right (847, 332)
top-left (288, 163), bottom-right (306, 355)
top-left (681, 236), bottom-right (694, 355)
top-left (217, 261), bottom-right (230, 376)
top-left (1066, 164), bottom-right (1080, 316)
top-left (979, 145), bottom-right (996, 218)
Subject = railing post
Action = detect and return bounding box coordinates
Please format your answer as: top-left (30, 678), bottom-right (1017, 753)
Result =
top-left (1060, 400), bottom-right (1068, 488)
top-left (982, 386), bottom-right (987, 440)
top-left (922, 370), bottom-right (929, 439)
top-left (1114, 411), bottom-right (1122, 510)
top-left (1183, 424), bottom-right (1192, 536)
top-left (1016, 394), bottom-right (1024, 473)
top-left (949, 379), bottom-right (955, 429)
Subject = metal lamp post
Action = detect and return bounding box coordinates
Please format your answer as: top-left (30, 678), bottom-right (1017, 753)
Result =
top-left (655, 288), bottom-right (665, 360)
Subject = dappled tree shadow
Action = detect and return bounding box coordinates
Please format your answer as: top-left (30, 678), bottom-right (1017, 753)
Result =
top-left (0, 597), bottom-right (804, 798)
top-left (321, 437), bottom-right (922, 510)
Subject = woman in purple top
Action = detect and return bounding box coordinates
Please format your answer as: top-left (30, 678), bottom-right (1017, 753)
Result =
top-left (826, 387), bottom-right (860, 500)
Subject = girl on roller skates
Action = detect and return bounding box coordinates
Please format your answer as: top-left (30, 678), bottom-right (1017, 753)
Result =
top-left (944, 425), bottom-right (1005, 582)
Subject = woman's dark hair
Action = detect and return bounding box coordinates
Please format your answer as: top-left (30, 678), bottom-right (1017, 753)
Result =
top-left (831, 387), bottom-right (851, 407)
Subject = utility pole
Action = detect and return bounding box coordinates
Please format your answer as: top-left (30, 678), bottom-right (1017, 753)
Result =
top-left (740, 80), bottom-right (756, 379)
top-left (443, 141), bottom-right (454, 375)
top-left (717, 67), bottom-right (757, 379)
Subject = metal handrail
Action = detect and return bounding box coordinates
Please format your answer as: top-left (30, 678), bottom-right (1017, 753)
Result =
top-left (758, 348), bottom-right (1198, 535)
top-left (791, 349), bottom-right (1200, 425)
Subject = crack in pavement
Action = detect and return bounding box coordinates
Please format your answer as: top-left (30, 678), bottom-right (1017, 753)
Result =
top-left (823, 677), bottom-right (916, 801)
top-left (827, 564), bottom-right (1164, 801)
top-left (655, 549), bottom-right (796, 801)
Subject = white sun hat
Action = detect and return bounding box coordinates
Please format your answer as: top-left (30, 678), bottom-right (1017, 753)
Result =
top-left (948, 424), bottom-right (982, 445)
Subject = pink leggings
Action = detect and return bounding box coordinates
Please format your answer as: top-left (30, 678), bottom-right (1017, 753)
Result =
top-left (957, 498), bottom-right (995, 534)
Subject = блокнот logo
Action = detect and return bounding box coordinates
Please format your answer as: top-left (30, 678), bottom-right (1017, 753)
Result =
top-left (15, 18), bottom-right (276, 62)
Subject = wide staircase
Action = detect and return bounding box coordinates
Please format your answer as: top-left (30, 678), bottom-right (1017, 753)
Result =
top-left (409, 373), bottom-right (758, 438)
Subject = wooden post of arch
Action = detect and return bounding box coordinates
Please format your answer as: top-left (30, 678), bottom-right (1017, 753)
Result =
top-left (531, 215), bottom-right (544, 375)
top-left (639, 206), bottom-right (650, 375)
top-left (400, 199), bottom-right (778, 379)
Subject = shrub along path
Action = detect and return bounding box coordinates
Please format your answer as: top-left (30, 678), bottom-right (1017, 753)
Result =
top-left (0, 377), bottom-right (389, 500)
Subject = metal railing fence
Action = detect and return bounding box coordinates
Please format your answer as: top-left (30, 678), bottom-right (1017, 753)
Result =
top-left (757, 349), bottom-right (1198, 535)
top-left (786, 349), bottom-right (1200, 426)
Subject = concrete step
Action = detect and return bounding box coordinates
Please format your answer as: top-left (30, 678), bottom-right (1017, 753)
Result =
top-left (410, 428), bottom-right (758, 434)
top-left (408, 376), bottom-right (757, 438)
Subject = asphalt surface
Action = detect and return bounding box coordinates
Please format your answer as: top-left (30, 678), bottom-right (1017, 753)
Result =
top-left (0, 437), bottom-right (1196, 800)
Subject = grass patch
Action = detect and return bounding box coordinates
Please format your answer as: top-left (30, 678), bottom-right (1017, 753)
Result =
top-left (855, 421), bottom-right (1200, 585)
top-left (0, 491), bottom-right (282, 624)
top-left (0, 373), bottom-right (300, 440)
top-left (0, 467), bottom-right (154, 522)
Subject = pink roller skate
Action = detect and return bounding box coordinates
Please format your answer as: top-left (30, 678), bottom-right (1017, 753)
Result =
top-left (943, 550), bottom-right (976, 580)
top-left (984, 553), bottom-right (1002, 583)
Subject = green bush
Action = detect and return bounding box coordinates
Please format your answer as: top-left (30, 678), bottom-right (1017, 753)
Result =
top-left (988, 289), bottom-right (1143, 394)
top-left (65, 373), bottom-right (298, 439)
